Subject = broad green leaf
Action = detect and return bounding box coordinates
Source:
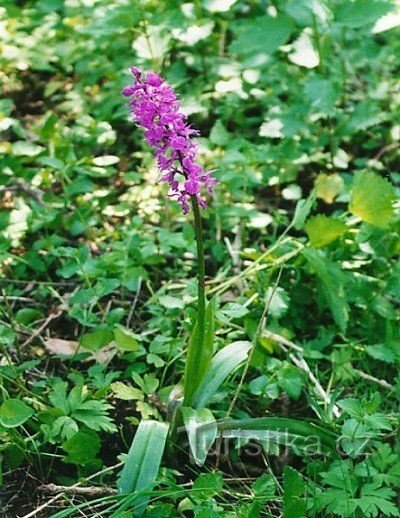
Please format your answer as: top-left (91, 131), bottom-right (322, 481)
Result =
top-left (192, 472), bottom-right (224, 500)
top-left (0, 399), bottom-right (34, 428)
top-left (315, 173), bottom-right (344, 204)
top-left (278, 365), bottom-right (304, 400)
top-left (365, 344), bottom-right (396, 363)
top-left (209, 120), bottom-right (230, 146)
top-left (158, 295), bottom-right (185, 310)
top-left (304, 77), bottom-right (339, 116)
top-left (114, 326), bottom-right (139, 351)
top-left (118, 420), bottom-right (169, 515)
top-left (350, 172), bottom-right (395, 228)
top-left (62, 430), bottom-right (100, 465)
top-left (305, 215), bottom-right (347, 248)
top-left (181, 407), bottom-right (217, 467)
top-left (190, 341), bottom-right (251, 409)
top-left (184, 299), bottom-right (215, 405)
top-left (302, 248), bottom-right (349, 332)
top-left (283, 467), bottom-right (306, 518)
top-left (217, 417), bottom-right (337, 453)
top-left (230, 14), bottom-right (293, 56)
top-left (335, 0), bottom-right (393, 28)
top-left (81, 327), bottom-right (114, 351)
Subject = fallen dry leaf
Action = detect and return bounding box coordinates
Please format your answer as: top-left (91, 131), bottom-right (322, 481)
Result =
top-left (44, 338), bottom-right (79, 355)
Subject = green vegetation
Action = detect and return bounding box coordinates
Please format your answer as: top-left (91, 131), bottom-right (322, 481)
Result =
top-left (1, 0), bottom-right (399, 516)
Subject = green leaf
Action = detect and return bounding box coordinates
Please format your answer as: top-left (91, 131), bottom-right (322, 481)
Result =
top-left (81, 327), bottom-right (114, 351)
top-left (118, 420), bottom-right (169, 515)
top-left (283, 467), bottom-right (306, 518)
top-left (0, 399), bottom-right (34, 428)
top-left (302, 248), bottom-right (349, 332)
top-left (181, 407), bottom-right (217, 467)
top-left (265, 287), bottom-right (290, 318)
top-left (209, 120), bottom-right (230, 146)
top-left (114, 326), bottom-right (139, 351)
top-left (278, 365), bottom-right (304, 400)
top-left (365, 344), bottom-right (396, 363)
top-left (190, 341), bottom-right (251, 409)
top-left (335, 0), bottom-right (393, 28)
top-left (358, 482), bottom-right (399, 517)
top-left (110, 382), bottom-right (144, 401)
top-left (62, 430), bottom-right (100, 465)
top-left (252, 474), bottom-right (276, 502)
top-left (218, 417), bottom-right (337, 453)
top-left (292, 189), bottom-right (317, 230)
top-left (230, 14), bottom-right (294, 56)
top-left (304, 77), bottom-right (339, 115)
top-left (184, 299), bottom-right (215, 405)
top-left (315, 173), bottom-right (344, 204)
top-left (192, 472), bottom-right (224, 501)
top-left (72, 400), bottom-right (117, 432)
top-left (158, 295), bottom-right (185, 310)
top-left (350, 172), bottom-right (395, 227)
top-left (305, 215), bottom-right (347, 248)
top-left (14, 308), bottom-right (43, 326)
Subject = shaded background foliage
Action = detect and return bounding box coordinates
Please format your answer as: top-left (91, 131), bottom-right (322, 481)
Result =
top-left (0, 0), bottom-right (400, 516)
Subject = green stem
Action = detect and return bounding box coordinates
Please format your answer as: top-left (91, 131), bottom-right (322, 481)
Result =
top-left (182, 195), bottom-right (206, 405)
top-left (191, 195), bottom-right (206, 339)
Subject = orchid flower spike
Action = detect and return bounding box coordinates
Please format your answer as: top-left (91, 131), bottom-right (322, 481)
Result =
top-left (122, 67), bottom-right (217, 214)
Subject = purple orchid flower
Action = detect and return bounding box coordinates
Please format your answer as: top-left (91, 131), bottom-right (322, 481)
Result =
top-left (122, 67), bottom-right (217, 214)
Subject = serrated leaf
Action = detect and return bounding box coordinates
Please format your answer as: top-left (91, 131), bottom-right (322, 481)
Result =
top-left (192, 472), bottom-right (224, 500)
top-left (265, 287), bottom-right (290, 318)
top-left (305, 215), bottom-right (347, 248)
top-left (283, 466), bottom-right (306, 518)
top-left (118, 420), bottom-right (169, 515)
top-left (252, 474), bottom-right (276, 501)
top-left (111, 382), bottom-right (144, 401)
top-left (181, 407), bottom-right (217, 466)
top-left (350, 172), bottom-right (395, 227)
top-left (315, 173), bottom-right (344, 203)
top-left (278, 365), bottom-right (304, 400)
top-left (304, 77), bottom-right (339, 115)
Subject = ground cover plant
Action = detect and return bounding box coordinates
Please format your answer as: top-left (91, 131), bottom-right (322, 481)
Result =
top-left (0, 0), bottom-right (400, 516)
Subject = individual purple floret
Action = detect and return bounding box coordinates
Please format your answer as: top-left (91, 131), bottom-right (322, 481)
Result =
top-left (122, 67), bottom-right (217, 214)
